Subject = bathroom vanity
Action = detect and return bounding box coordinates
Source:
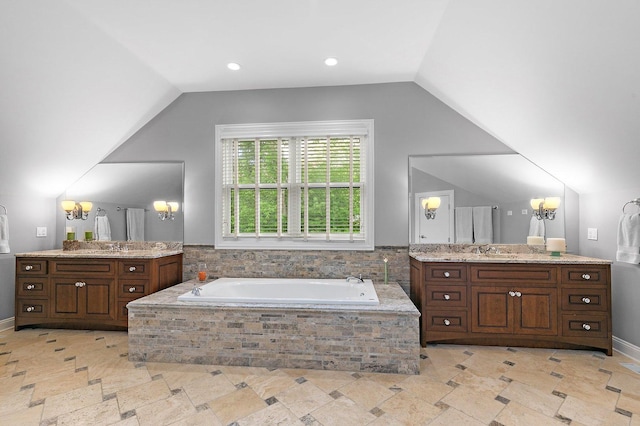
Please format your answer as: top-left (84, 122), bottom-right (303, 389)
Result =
top-left (410, 248), bottom-right (612, 355)
top-left (15, 248), bottom-right (182, 331)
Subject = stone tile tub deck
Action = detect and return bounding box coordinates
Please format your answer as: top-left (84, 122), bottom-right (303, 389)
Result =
top-left (127, 281), bottom-right (420, 375)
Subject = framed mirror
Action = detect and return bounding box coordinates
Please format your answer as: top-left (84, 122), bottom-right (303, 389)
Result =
top-left (58, 162), bottom-right (184, 243)
top-left (409, 154), bottom-right (565, 244)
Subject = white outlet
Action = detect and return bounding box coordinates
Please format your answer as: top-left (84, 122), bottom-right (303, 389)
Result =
top-left (521, 209), bottom-right (528, 215)
top-left (507, 210), bottom-right (513, 216)
top-left (587, 228), bottom-right (598, 240)
top-left (36, 226), bottom-right (47, 237)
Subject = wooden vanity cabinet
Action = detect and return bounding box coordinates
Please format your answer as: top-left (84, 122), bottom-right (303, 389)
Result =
top-left (410, 257), bottom-right (612, 355)
top-left (15, 254), bottom-right (182, 331)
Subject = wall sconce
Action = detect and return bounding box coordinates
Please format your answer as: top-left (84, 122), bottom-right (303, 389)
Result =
top-left (61, 200), bottom-right (93, 220)
top-left (421, 197), bottom-right (441, 220)
top-left (530, 197), bottom-right (561, 220)
top-left (153, 201), bottom-right (179, 221)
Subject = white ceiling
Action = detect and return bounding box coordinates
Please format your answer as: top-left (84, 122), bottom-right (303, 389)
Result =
top-left (2, 0), bottom-right (639, 198)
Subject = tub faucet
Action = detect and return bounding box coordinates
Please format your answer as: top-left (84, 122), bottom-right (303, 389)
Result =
top-left (191, 285), bottom-right (201, 296)
top-left (346, 274), bottom-right (364, 283)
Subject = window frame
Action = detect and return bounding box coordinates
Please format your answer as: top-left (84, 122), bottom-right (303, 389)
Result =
top-left (214, 120), bottom-right (374, 250)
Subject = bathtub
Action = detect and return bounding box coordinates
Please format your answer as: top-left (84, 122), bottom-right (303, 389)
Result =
top-left (177, 277), bottom-right (380, 305)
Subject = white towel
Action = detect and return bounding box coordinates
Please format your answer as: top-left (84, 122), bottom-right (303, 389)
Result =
top-left (617, 213), bottom-right (640, 264)
top-left (94, 215), bottom-right (112, 241)
top-left (126, 208), bottom-right (145, 241)
top-left (473, 206), bottom-right (493, 244)
top-left (0, 214), bottom-right (9, 254)
top-left (455, 207), bottom-right (474, 243)
top-left (528, 215), bottom-right (545, 237)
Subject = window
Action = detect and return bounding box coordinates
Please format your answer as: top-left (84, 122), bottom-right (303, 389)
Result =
top-left (215, 120), bottom-right (374, 250)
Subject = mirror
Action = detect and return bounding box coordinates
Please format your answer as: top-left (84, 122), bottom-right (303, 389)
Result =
top-left (409, 154), bottom-right (565, 244)
top-left (59, 162), bottom-right (184, 242)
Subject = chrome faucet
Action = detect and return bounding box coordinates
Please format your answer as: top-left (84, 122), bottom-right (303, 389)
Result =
top-left (191, 285), bottom-right (201, 296)
top-left (476, 245), bottom-right (500, 255)
top-left (346, 274), bottom-right (365, 283)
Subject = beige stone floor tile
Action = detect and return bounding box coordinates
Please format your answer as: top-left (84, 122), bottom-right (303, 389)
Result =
top-left (41, 382), bottom-right (103, 420)
top-left (0, 387), bottom-right (34, 418)
top-left (610, 370), bottom-right (640, 397)
top-left (21, 355), bottom-right (77, 384)
top-left (181, 372), bottom-right (237, 407)
top-left (116, 377), bottom-right (172, 414)
top-left (499, 380), bottom-right (564, 417)
top-left (360, 371), bottom-right (409, 388)
top-left (276, 381), bottom-right (333, 418)
top-left (558, 395), bottom-right (631, 426)
top-left (296, 369), bottom-right (357, 393)
top-left (145, 361), bottom-right (211, 389)
top-left (0, 372), bottom-right (27, 396)
top-left (440, 385), bottom-right (507, 424)
top-left (554, 374), bottom-right (620, 410)
top-left (0, 404), bottom-right (43, 426)
top-left (427, 407), bottom-right (486, 425)
top-left (378, 390), bottom-right (443, 424)
top-left (338, 376), bottom-right (396, 410)
top-left (449, 369), bottom-right (510, 395)
top-left (244, 370), bottom-right (298, 399)
top-left (135, 390), bottom-right (198, 426)
top-left (311, 396), bottom-right (377, 425)
top-left (31, 368), bottom-right (89, 401)
top-left (618, 390), bottom-right (640, 415)
top-left (237, 402), bottom-right (303, 425)
top-left (207, 386), bottom-right (267, 424)
top-left (109, 416), bottom-right (141, 426)
top-left (503, 365), bottom-right (562, 394)
top-left (168, 408), bottom-right (223, 426)
top-left (494, 400), bottom-right (567, 426)
top-left (367, 412), bottom-right (408, 426)
top-left (216, 365), bottom-right (271, 385)
top-left (99, 365), bottom-right (153, 395)
top-left (396, 374), bottom-right (453, 405)
top-left (56, 398), bottom-right (122, 426)
top-left (418, 358), bottom-right (460, 384)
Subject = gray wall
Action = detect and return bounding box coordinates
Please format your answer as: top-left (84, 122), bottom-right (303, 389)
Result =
top-left (105, 82), bottom-right (512, 245)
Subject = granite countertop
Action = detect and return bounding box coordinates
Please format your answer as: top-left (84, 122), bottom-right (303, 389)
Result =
top-left (409, 251), bottom-right (612, 264)
top-left (128, 280), bottom-right (420, 315)
top-left (15, 249), bottom-right (183, 259)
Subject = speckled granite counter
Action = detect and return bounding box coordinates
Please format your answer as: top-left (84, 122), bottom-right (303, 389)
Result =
top-left (15, 249), bottom-right (183, 259)
top-left (127, 281), bottom-right (421, 374)
top-left (409, 252), bottom-right (611, 264)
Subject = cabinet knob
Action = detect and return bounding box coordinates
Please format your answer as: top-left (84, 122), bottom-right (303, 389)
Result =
top-left (443, 272), bottom-right (450, 278)
top-left (515, 291), bottom-right (522, 297)
top-left (26, 284), bottom-right (35, 290)
top-left (443, 319), bottom-right (451, 326)
top-left (509, 291), bottom-right (516, 297)
top-left (582, 323), bottom-right (591, 331)
top-left (24, 265), bottom-right (33, 271)
top-left (443, 294), bottom-right (450, 300)
top-left (26, 306), bottom-right (35, 312)
top-left (582, 297), bottom-right (591, 304)
top-left (129, 266), bottom-right (137, 272)
top-left (582, 273), bottom-right (591, 280)
top-left (129, 287), bottom-right (136, 293)
top-left (75, 281), bottom-right (86, 288)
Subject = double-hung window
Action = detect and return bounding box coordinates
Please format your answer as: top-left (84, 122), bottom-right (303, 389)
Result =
top-left (215, 120), bottom-right (374, 250)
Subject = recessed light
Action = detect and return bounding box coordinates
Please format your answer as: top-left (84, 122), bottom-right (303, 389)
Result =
top-left (324, 57), bottom-right (338, 66)
top-left (227, 62), bottom-right (241, 71)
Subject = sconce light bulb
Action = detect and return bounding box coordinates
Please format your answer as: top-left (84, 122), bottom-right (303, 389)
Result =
top-left (167, 202), bottom-right (179, 213)
top-left (153, 201), bottom-right (168, 212)
top-left (79, 201), bottom-right (93, 212)
top-left (61, 200), bottom-right (76, 212)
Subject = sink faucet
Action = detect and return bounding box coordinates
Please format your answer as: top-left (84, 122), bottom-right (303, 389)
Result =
top-left (476, 245), bottom-right (500, 255)
top-left (346, 274), bottom-right (364, 283)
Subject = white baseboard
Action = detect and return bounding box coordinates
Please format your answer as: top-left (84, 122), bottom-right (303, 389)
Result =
top-left (613, 335), bottom-right (640, 362)
top-left (0, 317), bottom-right (14, 331)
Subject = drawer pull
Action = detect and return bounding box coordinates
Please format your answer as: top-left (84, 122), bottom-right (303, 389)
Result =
top-left (582, 323), bottom-right (591, 331)
top-left (443, 272), bottom-right (450, 278)
top-left (515, 291), bottom-right (522, 297)
top-left (26, 306), bottom-right (35, 312)
top-left (582, 273), bottom-right (591, 280)
top-left (24, 265), bottom-right (33, 271)
top-left (582, 297), bottom-right (591, 304)
top-left (26, 284), bottom-right (35, 290)
top-left (509, 291), bottom-right (516, 297)
top-left (129, 287), bottom-right (137, 293)
top-left (443, 294), bottom-right (450, 300)
top-left (443, 319), bottom-right (451, 326)
top-left (75, 281), bottom-right (86, 288)
top-left (129, 266), bottom-right (137, 272)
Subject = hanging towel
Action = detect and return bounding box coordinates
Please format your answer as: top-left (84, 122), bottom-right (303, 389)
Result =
top-left (528, 215), bottom-right (546, 237)
top-left (617, 213), bottom-right (640, 264)
top-left (0, 214), bottom-right (10, 254)
top-left (126, 208), bottom-right (145, 241)
top-left (94, 215), bottom-right (112, 241)
top-left (473, 206), bottom-right (493, 244)
top-left (455, 207), bottom-right (474, 243)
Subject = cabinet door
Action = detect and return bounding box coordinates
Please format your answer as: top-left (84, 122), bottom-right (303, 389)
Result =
top-left (513, 288), bottom-right (558, 335)
top-left (471, 286), bottom-right (511, 333)
top-left (51, 278), bottom-right (115, 320)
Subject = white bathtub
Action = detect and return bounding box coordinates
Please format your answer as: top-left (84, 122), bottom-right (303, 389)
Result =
top-left (177, 277), bottom-right (380, 305)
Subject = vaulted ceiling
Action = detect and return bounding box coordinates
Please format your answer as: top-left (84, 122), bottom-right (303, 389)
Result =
top-left (2, 0), bottom-right (639, 198)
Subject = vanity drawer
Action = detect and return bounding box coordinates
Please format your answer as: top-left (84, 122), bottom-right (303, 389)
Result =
top-left (562, 314), bottom-right (608, 338)
top-left (17, 259), bottom-right (47, 274)
top-left (16, 299), bottom-right (48, 318)
top-left (425, 285), bottom-right (467, 307)
top-left (51, 260), bottom-right (115, 276)
top-left (470, 265), bottom-right (557, 285)
top-left (425, 264), bottom-right (467, 283)
top-left (425, 310), bottom-right (468, 333)
top-left (560, 266), bottom-right (609, 286)
top-left (17, 277), bottom-right (49, 297)
top-left (561, 288), bottom-right (607, 311)
top-left (118, 260), bottom-right (150, 277)
top-left (118, 280), bottom-right (149, 298)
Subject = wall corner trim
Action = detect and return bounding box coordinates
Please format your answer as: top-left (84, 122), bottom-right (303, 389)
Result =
top-left (613, 335), bottom-right (640, 362)
top-left (0, 316), bottom-right (15, 332)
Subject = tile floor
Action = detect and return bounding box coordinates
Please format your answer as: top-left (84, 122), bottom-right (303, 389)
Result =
top-left (1, 328), bottom-right (640, 425)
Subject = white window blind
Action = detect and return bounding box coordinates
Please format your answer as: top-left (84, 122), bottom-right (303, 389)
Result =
top-left (215, 120), bottom-right (374, 250)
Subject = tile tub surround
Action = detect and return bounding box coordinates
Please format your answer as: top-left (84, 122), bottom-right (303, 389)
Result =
top-left (127, 281), bottom-right (421, 375)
